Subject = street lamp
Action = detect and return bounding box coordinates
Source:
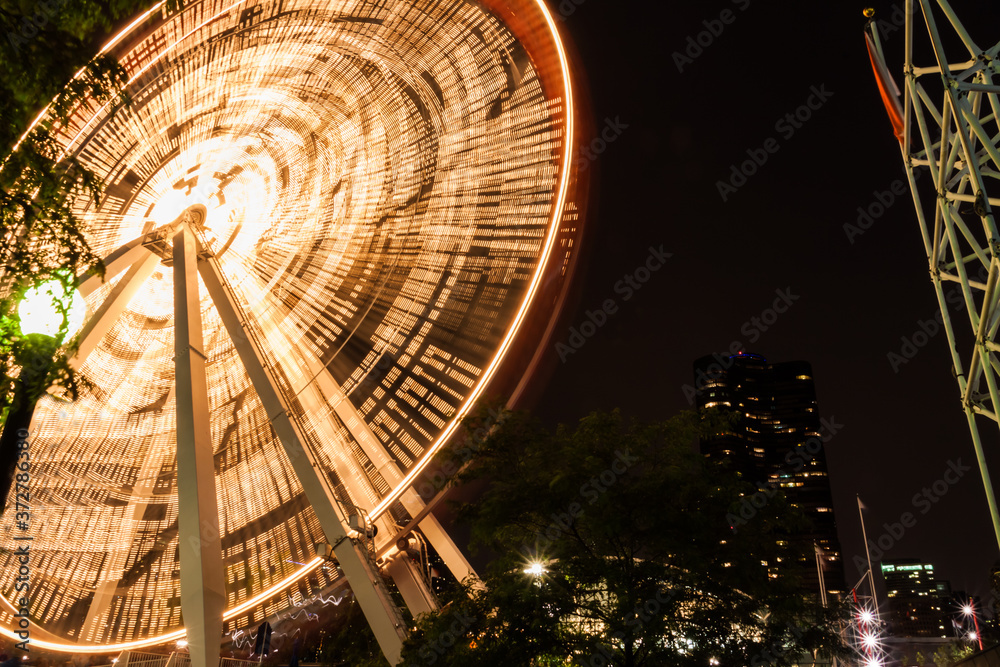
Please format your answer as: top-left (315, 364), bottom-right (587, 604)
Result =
top-left (962, 602), bottom-right (983, 651)
top-left (0, 277), bottom-right (85, 515)
top-left (523, 562), bottom-right (545, 577)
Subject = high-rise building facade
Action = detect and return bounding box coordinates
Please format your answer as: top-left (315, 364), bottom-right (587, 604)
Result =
top-left (693, 352), bottom-right (845, 598)
top-left (881, 559), bottom-right (951, 637)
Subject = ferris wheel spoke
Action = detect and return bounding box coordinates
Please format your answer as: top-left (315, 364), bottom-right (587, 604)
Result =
top-left (72, 251), bottom-right (161, 369)
top-left (76, 232), bottom-right (158, 298)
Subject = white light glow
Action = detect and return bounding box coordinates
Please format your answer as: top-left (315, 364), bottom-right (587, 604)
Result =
top-left (524, 562), bottom-right (545, 577)
top-left (18, 279), bottom-right (86, 339)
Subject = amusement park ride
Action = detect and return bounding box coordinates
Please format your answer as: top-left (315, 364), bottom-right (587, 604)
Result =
top-left (0, 0), bottom-right (587, 664)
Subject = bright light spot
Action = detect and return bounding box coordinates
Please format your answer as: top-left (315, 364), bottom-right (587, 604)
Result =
top-left (177, 640), bottom-right (189, 648)
top-left (19, 278), bottom-right (86, 338)
top-left (969, 632), bottom-right (978, 641)
top-left (862, 633), bottom-right (878, 649)
top-left (709, 658), bottom-right (720, 666)
top-left (859, 610), bottom-right (874, 623)
top-left (963, 605), bottom-right (974, 616)
top-left (864, 659), bottom-right (882, 667)
top-left (524, 562), bottom-right (545, 576)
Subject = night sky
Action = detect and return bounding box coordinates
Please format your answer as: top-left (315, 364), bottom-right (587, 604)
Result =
top-left (530, 0), bottom-right (1000, 606)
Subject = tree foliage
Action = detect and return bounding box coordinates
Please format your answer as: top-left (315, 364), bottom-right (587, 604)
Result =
top-left (398, 407), bottom-right (849, 667)
top-left (931, 642), bottom-right (975, 667)
top-left (0, 0), bottom-right (156, 409)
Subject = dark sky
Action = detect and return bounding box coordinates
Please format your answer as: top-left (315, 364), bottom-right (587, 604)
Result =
top-left (531, 0), bottom-right (1000, 606)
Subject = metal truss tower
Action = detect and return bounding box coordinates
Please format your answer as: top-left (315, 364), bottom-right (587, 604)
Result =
top-left (868, 0), bottom-right (1000, 550)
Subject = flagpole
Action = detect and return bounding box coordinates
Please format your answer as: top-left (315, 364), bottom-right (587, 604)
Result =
top-left (857, 495), bottom-right (877, 600)
top-left (815, 542), bottom-right (828, 608)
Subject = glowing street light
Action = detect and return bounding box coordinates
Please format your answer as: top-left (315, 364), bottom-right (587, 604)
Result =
top-left (17, 279), bottom-right (85, 339)
top-left (523, 562), bottom-right (545, 577)
top-left (962, 601), bottom-right (983, 651)
top-left (0, 277), bottom-right (86, 516)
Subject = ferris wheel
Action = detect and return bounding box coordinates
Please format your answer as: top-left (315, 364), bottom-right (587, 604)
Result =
top-left (867, 1), bottom-right (1000, 551)
top-left (0, 1), bottom-right (586, 665)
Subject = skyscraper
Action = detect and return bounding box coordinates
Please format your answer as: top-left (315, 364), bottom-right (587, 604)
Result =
top-left (693, 352), bottom-right (845, 597)
top-left (881, 559), bottom-right (951, 637)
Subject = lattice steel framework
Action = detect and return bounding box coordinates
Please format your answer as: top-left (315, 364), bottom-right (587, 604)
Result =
top-left (0, 0), bottom-right (586, 662)
top-left (871, 0), bottom-right (1000, 550)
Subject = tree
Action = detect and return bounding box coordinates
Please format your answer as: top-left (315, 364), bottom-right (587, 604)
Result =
top-left (0, 0), bottom-right (159, 408)
top-left (931, 642), bottom-right (975, 667)
top-left (315, 598), bottom-right (388, 667)
top-left (398, 407), bottom-right (849, 667)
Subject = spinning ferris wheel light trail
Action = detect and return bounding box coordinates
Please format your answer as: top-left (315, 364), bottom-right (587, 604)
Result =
top-left (0, 0), bottom-right (589, 664)
top-left (867, 0), bottom-right (1000, 553)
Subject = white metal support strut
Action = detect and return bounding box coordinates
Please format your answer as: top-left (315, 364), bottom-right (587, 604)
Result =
top-left (72, 250), bottom-right (160, 367)
top-left (296, 351), bottom-right (477, 586)
top-left (196, 250), bottom-right (407, 664)
top-left (173, 224), bottom-right (226, 667)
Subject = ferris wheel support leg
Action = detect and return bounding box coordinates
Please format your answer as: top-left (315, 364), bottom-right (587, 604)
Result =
top-left (416, 509), bottom-right (478, 585)
top-left (173, 226), bottom-right (226, 667)
top-left (197, 253), bottom-right (407, 664)
top-left (385, 554), bottom-right (438, 616)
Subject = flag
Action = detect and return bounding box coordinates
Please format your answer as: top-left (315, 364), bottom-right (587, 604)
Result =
top-left (865, 31), bottom-right (905, 145)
